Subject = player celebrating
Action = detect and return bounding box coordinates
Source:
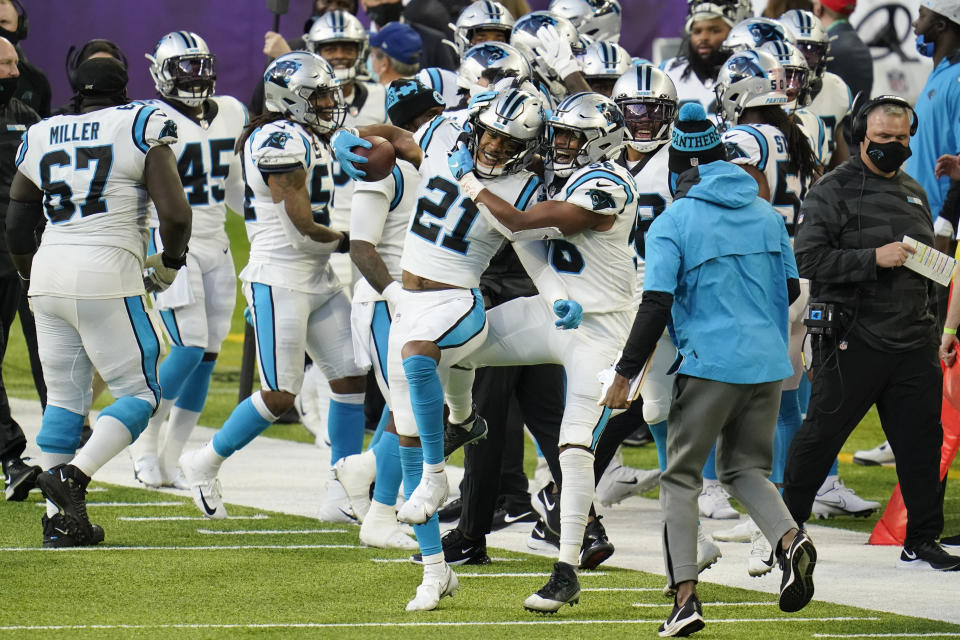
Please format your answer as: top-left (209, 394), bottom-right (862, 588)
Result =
top-left (128, 31), bottom-right (247, 490)
top-left (9, 57), bottom-right (191, 546)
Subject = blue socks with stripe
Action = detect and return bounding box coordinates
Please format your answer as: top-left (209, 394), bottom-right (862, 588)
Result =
top-left (328, 393), bottom-right (365, 465)
top-left (401, 355), bottom-right (445, 467)
top-left (373, 430), bottom-right (402, 506)
top-left (158, 345), bottom-right (204, 400)
top-left (399, 444), bottom-right (441, 556)
top-left (649, 421), bottom-right (668, 473)
top-left (212, 392), bottom-right (277, 458)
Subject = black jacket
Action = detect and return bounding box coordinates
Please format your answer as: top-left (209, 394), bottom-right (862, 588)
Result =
top-left (794, 155), bottom-right (938, 352)
top-left (826, 21), bottom-right (873, 104)
top-left (0, 97), bottom-right (40, 277)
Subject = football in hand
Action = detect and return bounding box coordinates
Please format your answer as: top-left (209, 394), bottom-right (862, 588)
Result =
top-left (353, 136), bottom-right (396, 181)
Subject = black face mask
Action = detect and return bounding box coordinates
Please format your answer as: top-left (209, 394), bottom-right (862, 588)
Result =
top-left (366, 2), bottom-right (402, 27)
top-left (0, 76), bottom-right (18, 107)
top-left (865, 139), bottom-right (912, 173)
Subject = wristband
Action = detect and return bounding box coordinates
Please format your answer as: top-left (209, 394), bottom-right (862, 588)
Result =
top-left (160, 247), bottom-right (188, 269)
top-left (459, 172), bottom-right (484, 201)
top-left (946, 327), bottom-right (957, 335)
top-left (335, 231), bottom-right (350, 254)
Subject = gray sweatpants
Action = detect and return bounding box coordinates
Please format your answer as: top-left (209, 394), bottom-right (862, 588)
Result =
top-left (661, 375), bottom-right (797, 586)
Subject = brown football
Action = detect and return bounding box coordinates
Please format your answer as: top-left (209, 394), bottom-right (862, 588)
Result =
top-left (354, 135), bottom-right (396, 181)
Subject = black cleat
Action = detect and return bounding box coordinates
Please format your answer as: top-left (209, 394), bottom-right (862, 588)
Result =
top-left (531, 485), bottom-right (561, 536)
top-left (899, 539), bottom-right (960, 571)
top-left (527, 517), bottom-right (560, 552)
top-left (443, 411), bottom-right (488, 458)
top-left (438, 497), bottom-right (462, 523)
top-left (778, 531), bottom-right (817, 612)
top-left (3, 457), bottom-right (41, 501)
top-left (411, 528), bottom-right (491, 566)
top-left (37, 464), bottom-right (97, 545)
top-left (523, 561), bottom-right (580, 613)
top-left (623, 424), bottom-right (654, 447)
top-left (42, 513), bottom-right (104, 548)
top-left (580, 515), bottom-right (615, 570)
top-left (658, 592), bottom-right (706, 637)
top-left (940, 534), bottom-right (960, 550)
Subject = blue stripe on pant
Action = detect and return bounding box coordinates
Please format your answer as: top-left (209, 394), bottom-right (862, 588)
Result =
top-left (436, 289), bottom-right (485, 350)
top-left (123, 296), bottom-right (162, 408)
top-left (371, 300), bottom-right (391, 387)
top-left (250, 283), bottom-right (279, 391)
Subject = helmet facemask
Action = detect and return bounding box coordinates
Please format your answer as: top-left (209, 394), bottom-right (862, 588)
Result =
top-left (163, 53), bottom-right (216, 107)
top-left (314, 41), bottom-right (363, 84)
top-left (303, 85), bottom-right (347, 134)
top-left (619, 98), bottom-right (676, 152)
top-left (544, 123), bottom-right (588, 177)
top-left (470, 121), bottom-right (533, 177)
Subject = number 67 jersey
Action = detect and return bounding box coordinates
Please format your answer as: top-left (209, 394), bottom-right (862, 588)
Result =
top-left (400, 114), bottom-right (543, 288)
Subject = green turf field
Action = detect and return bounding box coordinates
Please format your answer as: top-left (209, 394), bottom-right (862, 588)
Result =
top-left (2, 213), bottom-right (960, 637)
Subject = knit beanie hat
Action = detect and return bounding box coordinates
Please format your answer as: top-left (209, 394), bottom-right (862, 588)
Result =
top-left (668, 102), bottom-right (725, 175)
top-left (820, 0), bottom-right (857, 15)
top-left (386, 78), bottom-right (446, 129)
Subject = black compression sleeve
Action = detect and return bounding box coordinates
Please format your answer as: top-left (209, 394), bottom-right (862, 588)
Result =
top-left (787, 278), bottom-right (800, 305)
top-left (615, 290), bottom-right (673, 380)
top-left (6, 198), bottom-right (43, 255)
top-left (941, 179), bottom-right (960, 232)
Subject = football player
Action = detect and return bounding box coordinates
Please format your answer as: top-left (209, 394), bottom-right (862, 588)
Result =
top-left (9, 57), bottom-right (191, 546)
top-left (548, 0), bottom-right (622, 42)
top-left (510, 11), bottom-right (591, 102)
top-left (577, 40), bottom-right (632, 97)
top-left (127, 31), bottom-right (247, 491)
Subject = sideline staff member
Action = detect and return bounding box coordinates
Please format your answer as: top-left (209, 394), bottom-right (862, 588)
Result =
top-left (783, 96), bottom-right (960, 571)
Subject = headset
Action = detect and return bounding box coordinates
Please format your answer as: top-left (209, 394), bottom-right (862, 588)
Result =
top-left (851, 94), bottom-right (918, 145)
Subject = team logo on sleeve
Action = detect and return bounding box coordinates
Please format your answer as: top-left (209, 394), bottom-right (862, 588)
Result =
top-left (724, 142), bottom-right (748, 160)
top-left (159, 119), bottom-right (178, 140)
top-left (587, 188), bottom-right (616, 210)
top-left (260, 132), bottom-right (291, 150)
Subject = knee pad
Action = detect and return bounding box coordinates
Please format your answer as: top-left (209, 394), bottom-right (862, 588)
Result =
top-left (100, 396), bottom-right (155, 440)
top-left (36, 406), bottom-right (86, 454)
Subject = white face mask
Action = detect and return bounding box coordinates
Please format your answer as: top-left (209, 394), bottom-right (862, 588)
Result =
top-left (365, 55), bottom-right (380, 83)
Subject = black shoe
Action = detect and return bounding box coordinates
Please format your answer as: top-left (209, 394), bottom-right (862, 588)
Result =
top-left (37, 464), bottom-right (97, 545)
top-left (411, 528), bottom-right (492, 566)
top-left (778, 531), bottom-right (817, 612)
top-left (658, 593), bottom-right (705, 637)
top-left (491, 503), bottom-right (538, 531)
top-left (522, 561), bottom-right (580, 613)
top-left (623, 424), bottom-right (654, 447)
top-left (531, 485), bottom-right (560, 536)
top-left (41, 513), bottom-right (104, 548)
top-left (438, 497), bottom-right (462, 523)
top-left (443, 411), bottom-right (488, 458)
top-left (3, 457), bottom-right (41, 501)
top-left (939, 533), bottom-right (960, 550)
top-left (900, 539), bottom-right (960, 571)
top-left (79, 424), bottom-right (94, 448)
top-left (527, 517), bottom-right (560, 552)
top-left (580, 515), bottom-right (615, 570)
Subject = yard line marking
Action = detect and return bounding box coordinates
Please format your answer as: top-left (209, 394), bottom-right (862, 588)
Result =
top-left (118, 515), bottom-right (269, 521)
top-left (0, 544), bottom-right (361, 552)
top-left (457, 572), bottom-right (607, 578)
top-left (197, 529), bottom-right (347, 535)
top-left (371, 557), bottom-right (523, 563)
top-left (814, 635), bottom-right (960, 638)
top-left (583, 588), bottom-right (662, 592)
top-left (0, 617), bottom-right (882, 632)
top-left (633, 601), bottom-right (777, 608)
top-left (36, 501), bottom-right (185, 508)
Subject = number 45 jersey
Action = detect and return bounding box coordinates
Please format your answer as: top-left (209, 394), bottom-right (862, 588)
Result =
top-left (16, 102), bottom-right (178, 297)
top-left (400, 114), bottom-right (543, 289)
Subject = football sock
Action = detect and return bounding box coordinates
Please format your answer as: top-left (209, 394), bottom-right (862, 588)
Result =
top-left (558, 447), bottom-right (594, 567)
top-left (72, 415), bottom-right (133, 478)
top-left (175, 357), bottom-right (216, 413)
top-left (444, 367), bottom-right (474, 425)
top-left (367, 404), bottom-right (390, 450)
top-left (649, 420), bottom-right (668, 473)
top-left (161, 407), bottom-right (201, 475)
top-left (702, 443), bottom-right (718, 481)
top-left (773, 389), bottom-right (801, 485)
top-left (372, 430), bottom-right (402, 506)
top-left (399, 444), bottom-right (442, 556)
top-left (402, 355), bottom-right (445, 468)
top-left (158, 345), bottom-right (204, 400)
top-left (328, 392), bottom-right (365, 464)
top-left (212, 391), bottom-right (277, 458)
top-left (828, 457), bottom-right (839, 477)
top-left (36, 405), bottom-right (85, 455)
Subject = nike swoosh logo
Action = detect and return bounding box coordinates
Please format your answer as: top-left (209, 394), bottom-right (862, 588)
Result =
top-left (54, 527), bottom-right (69, 535)
top-left (903, 550), bottom-right (917, 560)
top-left (503, 511), bottom-right (533, 524)
top-left (59, 471), bottom-right (67, 483)
top-left (542, 494), bottom-right (556, 511)
top-left (615, 478), bottom-right (639, 485)
top-left (223, 248), bottom-right (228, 254)
top-left (339, 507), bottom-right (357, 522)
top-left (198, 489), bottom-right (218, 516)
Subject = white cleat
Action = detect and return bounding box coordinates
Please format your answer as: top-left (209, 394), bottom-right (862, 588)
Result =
top-left (316, 472), bottom-right (359, 523)
top-left (179, 448), bottom-right (227, 519)
top-left (596, 463), bottom-right (660, 507)
top-left (397, 470), bottom-right (449, 525)
top-left (853, 441), bottom-right (895, 466)
top-left (714, 516), bottom-right (760, 543)
top-left (133, 453), bottom-right (162, 489)
top-left (406, 563), bottom-right (459, 611)
top-left (360, 501), bottom-right (418, 550)
top-left (812, 476), bottom-right (881, 519)
top-left (698, 481), bottom-right (739, 519)
top-left (161, 466), bottom-right (189, 490)
top-left (333, 450), bottom-right (376, 523)
top-left (697, 525), bottom-right (722, 572)
top-left (747, 528), bottom-right (775, 577)
top-left (533, 455), bottom-right (552, 492)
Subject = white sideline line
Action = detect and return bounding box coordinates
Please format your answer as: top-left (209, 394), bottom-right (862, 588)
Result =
top-left (197, 529), bottom-right (347, 535)
top-left (633, 601), bottom-right (777, 608)
top-left (36, 501), bottom-right (185, 508)
top-left (0, 617), bottom-right (881, 631)
top-left (583, 588), bottom-right (662, 592)
top-left (457, 572), bottom-right (607, 578)
top-left (118, 515), bottom-right (269, 521)
top-left (0, 544), bottom-right (361, 552)
top-left (371, 557), bottom-right (523, 563)
top-left (814, 635), bottom-right (960, 638)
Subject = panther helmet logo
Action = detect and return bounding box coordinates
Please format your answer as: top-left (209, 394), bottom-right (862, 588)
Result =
top-left (266, 60), bottom-right (302, 88)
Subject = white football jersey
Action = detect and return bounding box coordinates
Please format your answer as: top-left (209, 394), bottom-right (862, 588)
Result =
top-left (661, 57), bottom-right (719, 122)
top-left (330, 81), bottom-right (390, 231)
top-left (417, 67), bottom-right (463, 110)
top-left (399, 114), bottom-right (543, 289)
top-left (722, 123), bottom-right (802, 228)
top-left (807, 72), bottom-right (852, 164)
top-left (17, 102), bottom-right (177, 298)
top-left (619, 143), bottom-right (672, 263)
top-left (793, 107), bottom-right (828, 168)
top-left (240, 119), bottom-right (339, 294)
top-left (143, 96), bottom-right (247, 248)
top-left (544, 160), bottom-right (639, 313)
top-left (351, 158), bottom-right (420, 303)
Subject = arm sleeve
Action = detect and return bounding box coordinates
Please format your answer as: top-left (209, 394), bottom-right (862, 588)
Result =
top-left (250, 125), bottom-right (309, 173)
top-left (512, 239), bottom-right (571, 305)
top-left (615, 290), bottom-right (673, 379)
top-left (349, 189), bottom-right (391, 245)
top-left (224, 100), bottom-right (249, 215)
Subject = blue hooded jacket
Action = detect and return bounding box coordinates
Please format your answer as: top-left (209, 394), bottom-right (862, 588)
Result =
top-left (644, 160), bottom-right (797, 384)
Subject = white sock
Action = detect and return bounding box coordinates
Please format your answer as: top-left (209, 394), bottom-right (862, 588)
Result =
top-left (195, 441), bottom-right (227, 475)
top-left (72, 415), bottom-right (133, 478)
top-left (422, 552), bottom-right (445, 570)
top-left (558, 447), bottom-right (595, 567)
top-left (818, 474), bottom-right (839, 494)
top-left (423, 460), bottom-right (444, 474)
top-left (129, 398), bottom-right (172, 459)
top-left (41, 452), bottom-right (74, 517)
top-left (703, 478), bottom-right (721, 490)
top-left (160, 407), bottom-right (201, 472)
top-left (444, 368), bottom-right (474, 425)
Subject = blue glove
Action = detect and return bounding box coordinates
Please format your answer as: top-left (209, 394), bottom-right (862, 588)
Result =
top-left (330, 128), bottom-right (370, 180)
top-left (447, 141), bottom-right (475, 180)
top-left (467, 90), bottom-right (497, 114)
top-left (553, 299), bottom-right (583, 330)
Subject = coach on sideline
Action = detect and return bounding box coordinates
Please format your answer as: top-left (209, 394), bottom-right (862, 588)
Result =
top-left (601, 103), bottom-right (815, 637)
top-left (782, 96), bottom-right (960, 571)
